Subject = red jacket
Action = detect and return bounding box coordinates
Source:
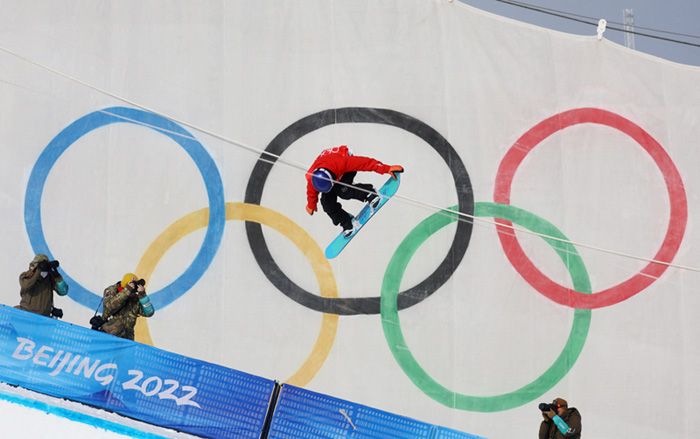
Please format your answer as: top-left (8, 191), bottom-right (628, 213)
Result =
top-left (306, 145), bottom-right (390, 210)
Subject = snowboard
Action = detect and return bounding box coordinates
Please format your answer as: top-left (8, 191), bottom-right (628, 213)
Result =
top-left (324, 174), bottom-right (401, 259)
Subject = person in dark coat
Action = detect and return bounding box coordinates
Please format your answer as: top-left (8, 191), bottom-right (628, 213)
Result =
top-left (16, 254), bottom-right (68, 317)
top-left (539, 398), bottom-right (582, 439)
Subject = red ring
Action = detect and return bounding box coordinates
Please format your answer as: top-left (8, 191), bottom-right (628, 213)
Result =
top-left (494, 108), bottom-right (687, 309)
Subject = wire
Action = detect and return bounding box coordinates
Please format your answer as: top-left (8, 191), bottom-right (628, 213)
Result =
top-left (0, 44), bottom-right (698, 274)
top-left (540, 9), bottom-right (700, 40)
top-left (487, 0), bottom-right (700, 40)
top-left (483, 0), bottom-right (700, 48)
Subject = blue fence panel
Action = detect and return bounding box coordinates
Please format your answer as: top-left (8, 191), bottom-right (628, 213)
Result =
top-left (0, 305), bottom-right (275, 438)
top-left (267, 384), bottom-right (486, 439)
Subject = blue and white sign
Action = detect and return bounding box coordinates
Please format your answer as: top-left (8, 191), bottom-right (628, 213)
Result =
top-left (0, 305), bottom-right (275, 439)
top-left (268, 384), bottom-right (486, 438)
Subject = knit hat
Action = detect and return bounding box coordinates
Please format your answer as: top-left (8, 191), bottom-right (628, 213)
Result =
top-left (553, 398), bottom-right (568, 408)
top-left (121, 273), bottom-right (137, 287)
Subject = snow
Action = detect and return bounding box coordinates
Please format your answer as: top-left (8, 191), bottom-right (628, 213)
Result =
top-left (0, 383), bottom-right (199, 439)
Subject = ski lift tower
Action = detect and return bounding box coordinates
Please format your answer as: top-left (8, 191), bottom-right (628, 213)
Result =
top-left (623, 8), bottom-right (636, 49)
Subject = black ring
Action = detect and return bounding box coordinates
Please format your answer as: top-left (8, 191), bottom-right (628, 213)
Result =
top-left (244, 107), bottom-right (474, 315)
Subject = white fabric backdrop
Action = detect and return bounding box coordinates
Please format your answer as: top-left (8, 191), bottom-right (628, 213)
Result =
top-left (0, 1), bottom-right (698, 437)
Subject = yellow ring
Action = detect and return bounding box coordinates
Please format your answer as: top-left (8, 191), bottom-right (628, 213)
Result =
top-left (132, 202), bottom-right (339, 386)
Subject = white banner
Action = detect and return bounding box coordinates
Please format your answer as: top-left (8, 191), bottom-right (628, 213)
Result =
top-left (0, 1), bottom-right (698, 437)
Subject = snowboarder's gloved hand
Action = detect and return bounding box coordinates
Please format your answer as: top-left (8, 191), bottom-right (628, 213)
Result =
top-left (388, 165), bottom-right (404, 179)
top-left (306, 205), bottom-right (317, 215)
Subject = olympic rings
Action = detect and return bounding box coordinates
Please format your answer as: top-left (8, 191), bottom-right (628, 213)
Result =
top-left (133, 202), bottom-right (339, 387)
top-left (244, 107), bottom-right (474, 315)
top-left (381, 202), bottom-right (592, 412)
top-left (494, 108), bottom-right (687, 309)
top-left (24, 107), bottom-right (226, 310)
top-left (24, 105), bottom-right (685, 407)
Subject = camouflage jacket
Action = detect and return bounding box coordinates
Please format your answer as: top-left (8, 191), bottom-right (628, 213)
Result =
top-left (100, 282), bottom-right (154, 341)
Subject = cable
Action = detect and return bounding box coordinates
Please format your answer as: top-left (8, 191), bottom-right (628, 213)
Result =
top-left (487, 0), bottom-right (700, 40)
top-left (484, 0), bottom-right (700, 48)
top-left (531, 8), bottom-right (700, 40)
top-left (0, 44), bottom-right (698, 274)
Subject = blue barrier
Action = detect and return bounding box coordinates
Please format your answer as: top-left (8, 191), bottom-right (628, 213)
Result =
top-left (0, 305), bottom-right (485, 438)
top-left (267, 384), bottom-right (486, 438)
top-left (0, 305), bottom-right (275, 439)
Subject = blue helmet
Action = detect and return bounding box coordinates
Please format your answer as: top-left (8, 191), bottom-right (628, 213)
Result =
top-left (311, 168), bottom-right (334, 193)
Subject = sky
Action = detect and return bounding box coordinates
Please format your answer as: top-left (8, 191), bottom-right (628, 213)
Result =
top-left (459, 0), bottom-right (700, 66)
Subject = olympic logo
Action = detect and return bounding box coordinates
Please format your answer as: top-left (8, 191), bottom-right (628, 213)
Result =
top-left (24, 106), bottom-right (687, 412)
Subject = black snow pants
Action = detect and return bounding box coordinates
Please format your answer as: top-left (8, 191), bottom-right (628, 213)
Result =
top-left (320, 172), bottom-right (376, 229)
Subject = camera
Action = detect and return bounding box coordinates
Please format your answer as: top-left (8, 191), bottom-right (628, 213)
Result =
top-left (126, 278), bottom-right (146, 287)
top-left (50, 307), bottom-right (63, 319)
top-left (38, 260), bottom-right (59, 271)
top-left (127, 279), bottom-right (146, 295)
top-left (538, 402), bottom-right (557, 412)
top-left (90, 315), bottom-right (106, 330)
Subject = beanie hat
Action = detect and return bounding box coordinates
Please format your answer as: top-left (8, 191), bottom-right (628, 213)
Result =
top-left (121, 273), bottom-right (137, 287)
top-left (553, 398), bottom-right (568, 408)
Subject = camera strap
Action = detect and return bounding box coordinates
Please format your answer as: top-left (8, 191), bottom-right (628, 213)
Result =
top-left (92, 298), bottom-right (104, 318)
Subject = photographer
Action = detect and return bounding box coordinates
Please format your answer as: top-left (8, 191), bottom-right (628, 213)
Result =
top-left (97, 273), bottom-right (154, 341)
top-left (16, 254), bottom-right (68, 317)
top-left (539, 398), bottom-right (582, 439)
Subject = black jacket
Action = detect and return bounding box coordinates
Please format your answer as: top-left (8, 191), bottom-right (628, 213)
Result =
top-left (539, 407), bottom-right (582, 439)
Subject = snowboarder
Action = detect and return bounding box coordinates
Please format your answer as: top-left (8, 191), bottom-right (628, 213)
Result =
top-left (305, 145), bottom-right (403, 236)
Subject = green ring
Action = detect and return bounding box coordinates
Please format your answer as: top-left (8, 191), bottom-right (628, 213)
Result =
top-left (380, 202), bottom-right (592, 412)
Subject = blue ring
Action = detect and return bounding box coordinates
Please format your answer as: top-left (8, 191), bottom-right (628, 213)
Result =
top-left (24, 107), bottom-right (226, 310)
